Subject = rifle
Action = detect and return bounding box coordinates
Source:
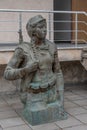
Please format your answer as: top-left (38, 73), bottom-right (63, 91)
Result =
top-left (18, 13), bottom-right (23, 44)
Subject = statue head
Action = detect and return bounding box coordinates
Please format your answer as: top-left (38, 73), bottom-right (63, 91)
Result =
top-left (26, 15), bottom-right (47, 40)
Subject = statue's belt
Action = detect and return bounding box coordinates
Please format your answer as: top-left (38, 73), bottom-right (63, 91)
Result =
top-left (26, 79), bottom-right (56, 94)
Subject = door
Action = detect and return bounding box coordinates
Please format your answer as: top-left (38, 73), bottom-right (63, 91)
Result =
top-left (72, 0), bottom-right (87, 43)
top-left (54, 0), bottom-right (72, 43)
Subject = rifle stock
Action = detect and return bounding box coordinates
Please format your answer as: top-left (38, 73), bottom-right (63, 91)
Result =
top-left (18, 13), bottom-right (23, 44)
top-left (18, 29), bottom-right (23, 43)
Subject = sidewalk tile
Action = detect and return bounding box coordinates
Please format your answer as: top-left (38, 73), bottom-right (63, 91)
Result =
top-left (29, 123), bottom-right (60, 130)
top-left (65, 95), bottom-right (84, 101)
top-left (55, 117), bottom-right (82, 128)
top-left (0, 117), bottom-right (25, 128)
top-left (4, 125), bottom-right (31, 130)
top-left (11, 102), bottom-right (23, 109)
top-left (73, 99), bottom-right (87, 106)
top-left (0, 126), bottom-right (2, 130)
top-left (0, 110), bottom-right (18, 120)
top-left (63, 124), bottom-right (87, 130)
top-left (0, 104), bottom-right (13, 112)
top-left (83, 105), bottom-right (87, 110)
top-left (64, 92), bottom-right (74, 96)
top-left (66, 107), bottom-right (87, 116)
top-left (64, 101), bottom-right (78, 109)
top-left (5, 97), bottom-right (21, 105)
top-left (75, 113), bottom-right (87, 123)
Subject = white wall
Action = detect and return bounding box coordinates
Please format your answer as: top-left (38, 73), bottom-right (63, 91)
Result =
top-left (0, 0), bottom-right (53, 43)
top-left (0, 0), bottom-right (53, 10)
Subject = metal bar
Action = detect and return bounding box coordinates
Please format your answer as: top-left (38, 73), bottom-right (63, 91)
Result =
top-left (0, 9), bottom-right (86, 15)
top-left (75, 13), bottom-right (78, 47)
top-left (0, 9), bottom-right (86, 50)
top-left (50, 30), bottom-right (85, 32)
top-left (0, 20), bottom-right (18, 22)
top-left (53, 39), bottom-right (87, 43)
top-left (0, 31), bottom-right (17, 32)
top-left (48, 12), bottom-right (51, 40)
top-left (18, 13), bottom-right (23, 43)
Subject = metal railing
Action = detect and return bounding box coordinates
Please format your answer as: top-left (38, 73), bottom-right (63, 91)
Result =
top-left (0, 9), bottom-right (87, 49)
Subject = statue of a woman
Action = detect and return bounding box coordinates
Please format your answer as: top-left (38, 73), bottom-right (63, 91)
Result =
top-left (4, 15), bottom-right (67, 125)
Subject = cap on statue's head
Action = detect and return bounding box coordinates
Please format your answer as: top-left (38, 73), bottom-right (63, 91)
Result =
top-left (27, 15), bottom-right (46, 27)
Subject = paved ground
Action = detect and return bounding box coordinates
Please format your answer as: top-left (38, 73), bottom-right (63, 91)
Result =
top-left (0, 87), bottom-right (87, 130)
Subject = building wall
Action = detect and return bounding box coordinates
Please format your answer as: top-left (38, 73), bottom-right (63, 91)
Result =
top-left (61, 61), bottom-right (87, 85)
top-left (0, 0), bottom-right (53, 43)
top-left (0, 0), bottom-right (53, 10)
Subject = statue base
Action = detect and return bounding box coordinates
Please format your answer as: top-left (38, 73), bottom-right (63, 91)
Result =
top-left (22, 100), bottom-right (67, 125)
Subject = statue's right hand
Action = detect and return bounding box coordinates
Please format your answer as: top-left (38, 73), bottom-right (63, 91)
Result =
top-left (19, 61), bottom-right (39, 77)
top-left (25, 60), bottom-right (39, 72)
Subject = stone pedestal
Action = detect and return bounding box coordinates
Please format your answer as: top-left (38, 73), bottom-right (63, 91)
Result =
top-left (22, 72), bottom-right (67, 125)
top-left (23, 99), bottom-right (67, 125)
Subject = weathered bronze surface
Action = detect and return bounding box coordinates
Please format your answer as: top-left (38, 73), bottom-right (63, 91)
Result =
top-left (4, 15), bottom-right (67, 125)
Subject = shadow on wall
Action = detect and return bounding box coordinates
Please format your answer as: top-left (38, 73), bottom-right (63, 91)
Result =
top-left (60, 61), bottom-right (87, 85)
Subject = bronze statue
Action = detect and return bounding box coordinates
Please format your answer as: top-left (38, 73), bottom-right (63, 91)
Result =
top-left (4, 15), bottom-right (67, 125)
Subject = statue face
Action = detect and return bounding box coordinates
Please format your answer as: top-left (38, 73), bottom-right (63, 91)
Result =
top-left (35, 20), bottom-right (47, 40)
top-left (26, 16), bottom-right (47, 40)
